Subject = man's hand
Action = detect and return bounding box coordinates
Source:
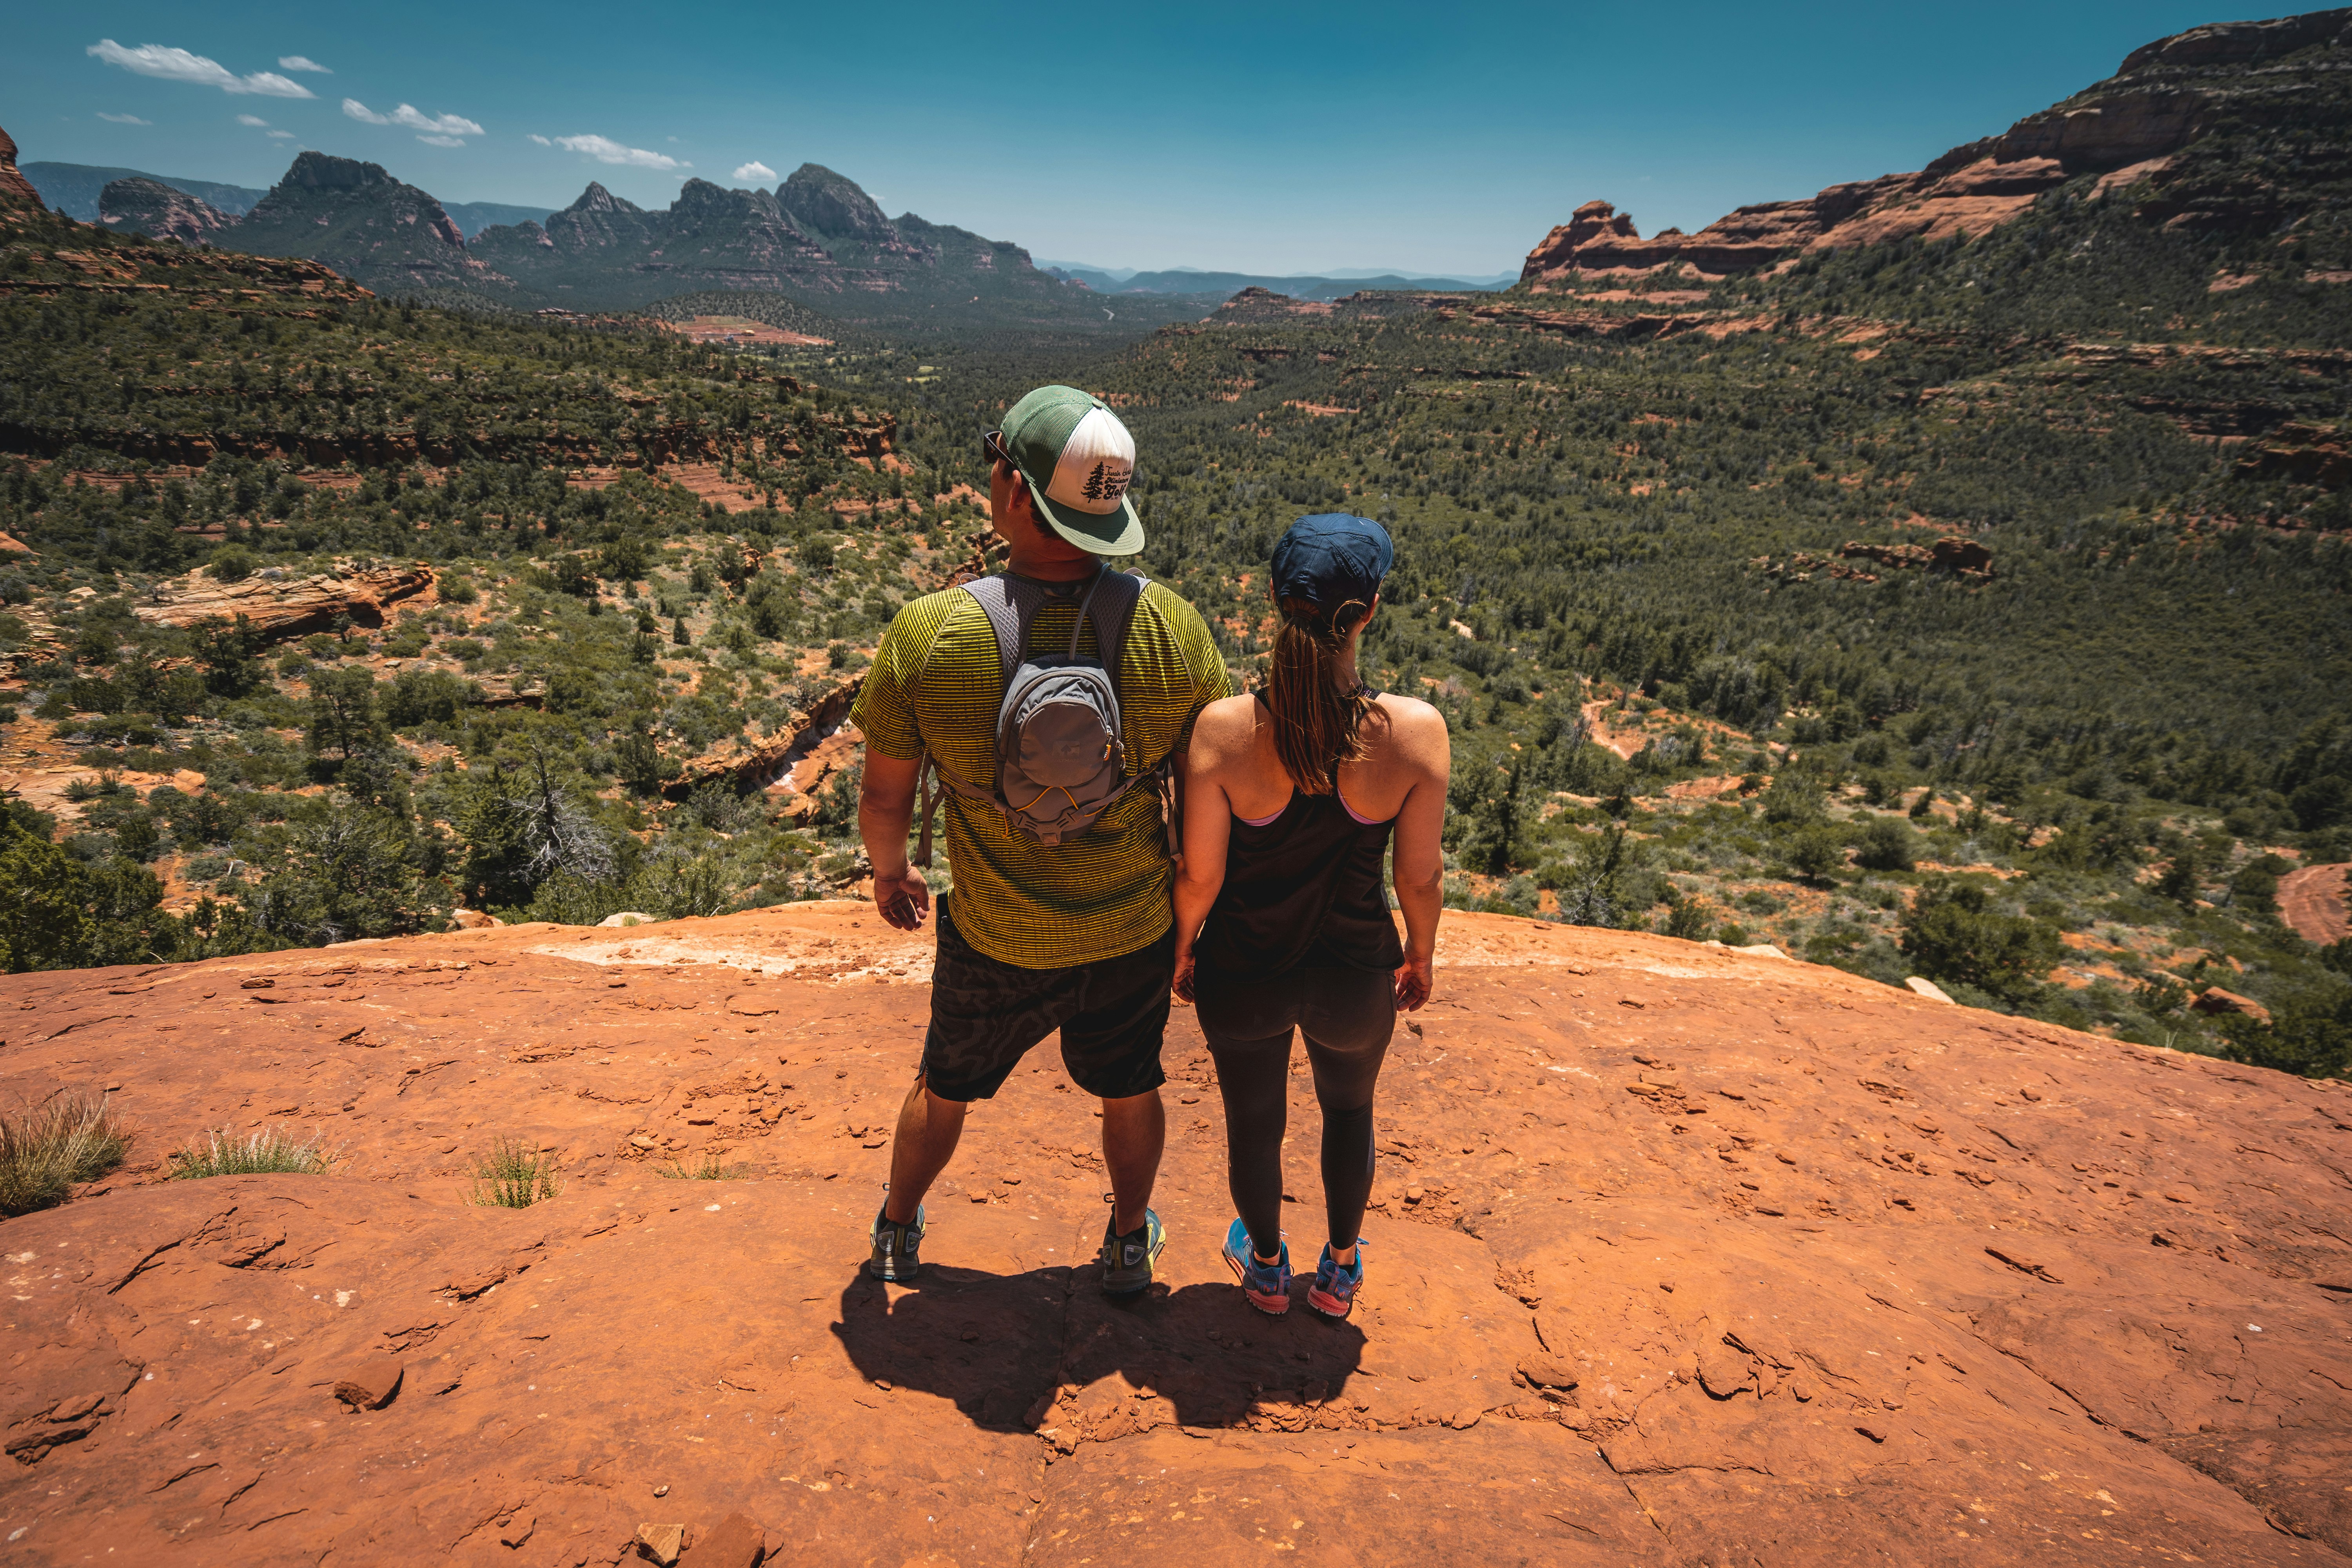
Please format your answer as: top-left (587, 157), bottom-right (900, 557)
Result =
top-left (1394, 951), bottom-right (1434, 1012)
top-left (1171, 943), bottom-right (1198, 1006)
top-left (858, 753), bottom-right (926, 930)
top-left (873, 868), bottom-right (931, 931)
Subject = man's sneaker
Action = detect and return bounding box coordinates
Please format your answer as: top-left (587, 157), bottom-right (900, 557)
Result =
top-left (1222, 1217), bottom-right (1291, 1316)
top-left (1098, 1208), bottom-right (1165, 1297)
top-left (868, 1204), bottom-right (924, 1282)
top-left (1308, 1240), bottom-right (1364, 1320)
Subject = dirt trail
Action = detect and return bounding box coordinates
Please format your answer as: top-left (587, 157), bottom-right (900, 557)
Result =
top-left (2279, 861), bottom-right (2350, 946)
top-left (3, 906), bottom-right (2349, 1565)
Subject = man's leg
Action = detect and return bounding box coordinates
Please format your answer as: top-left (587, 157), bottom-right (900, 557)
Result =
top-left (1100, 1088), bottom-right (1165, 1235)
top-left (884, 1077), bottom-right (967, 1225)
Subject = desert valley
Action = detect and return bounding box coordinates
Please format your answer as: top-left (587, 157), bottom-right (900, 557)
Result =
top-left (2, 7), bottom-right (2351, 1565)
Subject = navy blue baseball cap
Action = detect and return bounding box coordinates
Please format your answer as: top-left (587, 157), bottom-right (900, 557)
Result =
top-left (1271, 513), bottom-right (1393, 612)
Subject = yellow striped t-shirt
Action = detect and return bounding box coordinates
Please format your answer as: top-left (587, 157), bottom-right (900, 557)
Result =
top-left (851, 575), bottom-right (1231, 969)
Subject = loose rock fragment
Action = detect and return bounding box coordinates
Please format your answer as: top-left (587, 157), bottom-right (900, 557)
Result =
top-left (332, 1357), bottom-right (403, 1411)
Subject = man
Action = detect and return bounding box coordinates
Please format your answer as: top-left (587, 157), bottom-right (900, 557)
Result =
top-left (850, 384), bottom-right (1230, 1295)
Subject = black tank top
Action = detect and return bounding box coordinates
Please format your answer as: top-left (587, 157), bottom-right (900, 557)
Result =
top-left (1194, 693), bottom-right (1406, 982)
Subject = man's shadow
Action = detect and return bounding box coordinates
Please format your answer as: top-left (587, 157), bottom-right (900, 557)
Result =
top-left (831, 1261), bottom-right (1368, 1433)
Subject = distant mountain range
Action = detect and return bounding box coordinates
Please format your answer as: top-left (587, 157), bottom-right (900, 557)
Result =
top-left (53, 149), bottom-right (1198, 332)
top-left (22, 162), bottom-right (267, 221)
top-left (22, 160), bottom-right (549, 238)
top-left (1037, 263), bottom-right (1518, 298)
top-left (23, 152), bottom-right (1516, 320)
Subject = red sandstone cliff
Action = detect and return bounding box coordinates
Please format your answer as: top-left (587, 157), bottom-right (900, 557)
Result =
top-left (0, 124), bottom-right (42, 209)
top-left (1521, 9), bottom-right (2352, 284)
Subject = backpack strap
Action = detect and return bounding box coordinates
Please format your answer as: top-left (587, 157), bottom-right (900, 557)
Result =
top-left (909, 572), bottom-right (1062, 865)
top-left (1083, 574), bottom-right (1182, 853)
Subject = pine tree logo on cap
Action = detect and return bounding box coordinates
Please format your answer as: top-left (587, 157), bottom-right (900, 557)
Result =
top-left (998, 385), bottom-right (1146, 556)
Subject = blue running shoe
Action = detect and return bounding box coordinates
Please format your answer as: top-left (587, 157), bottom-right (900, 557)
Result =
top-left (1308, 1240), bottom-right (1365, 1321)
top-left (1222, 1217), bottom-right (1291, 1316)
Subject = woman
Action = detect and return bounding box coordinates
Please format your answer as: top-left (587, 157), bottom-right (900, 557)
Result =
top-left (1173, 514), bottom-right (1449, 1320)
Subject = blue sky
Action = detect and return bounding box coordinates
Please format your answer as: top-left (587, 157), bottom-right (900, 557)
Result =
top-left (9, 1), bottom-right (2239, 276)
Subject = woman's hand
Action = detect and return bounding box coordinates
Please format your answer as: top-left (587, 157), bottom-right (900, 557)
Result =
top-left (872, 868), bottom-right (931, 932)
top-left (1393, 952), bottom-right (1434, 1012)
top-left (1171, 943), bottom-right (1198, 1006)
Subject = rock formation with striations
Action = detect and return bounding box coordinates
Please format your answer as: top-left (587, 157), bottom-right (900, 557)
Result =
top-left (96, 176), bottom-right (235, 247)
top-left (3, 905), bottom-right (2349, 1565)
top-left (0, 124), bottom-right (43, 209)
top-left (468, 162), bottom-right (1065, 313)
top-left (1522, 8), bottom-right (2352, 283)
top-left (230, 152), bottom-right (506, 294)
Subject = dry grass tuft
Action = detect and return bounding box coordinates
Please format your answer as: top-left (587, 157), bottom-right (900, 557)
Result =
top-left (167, 1126), bottom-right (338, 1179)
top-left (469, 1138), bottom-right (560, 1207)
top-left (0, 1092), bottom-right (133, 1216)
top-left (657, 1151), bottom-right (755, 1180)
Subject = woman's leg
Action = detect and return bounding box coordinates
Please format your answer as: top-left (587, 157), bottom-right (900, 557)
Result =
top-left (1198, 976), bottom-right (1300, 1261)
top-left (1295, 967), bottom-right (1397, 1255)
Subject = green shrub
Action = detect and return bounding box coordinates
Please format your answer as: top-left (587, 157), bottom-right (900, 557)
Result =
top-left (206, 544), bottom-right (256, 582)
top-left (167, 1125), bottom-right (335, 1178)
top-left (470, 1138), bottom-right (560, 1207)
top-left (1855, 817), bottom-right (1916, 873)
top-left (1899, 879), bottom-right (2062, 1004)
top-left (0, 1092), bottom-right (132, 1215)
top-left (2215, 984), bottom-right (2352, 1080)
top-left (1760, 772), bottom-right (1825, 826)
top-left (1787, 826), bottom-right (1846, 882)
top-left (1658, 891), bottom-right (1712, 940)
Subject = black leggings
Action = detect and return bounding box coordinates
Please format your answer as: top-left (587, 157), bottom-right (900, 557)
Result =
top-left (1196, 965), bottom-right (1395, 1261)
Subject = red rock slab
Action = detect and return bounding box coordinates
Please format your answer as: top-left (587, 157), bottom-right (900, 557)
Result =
top-left (4, 908), bottom-right (2352, 1566)
top-left (2278, 862), bottom-right (2350, 947)
top-left (1026, 1421), bottom-right (1658, 1564)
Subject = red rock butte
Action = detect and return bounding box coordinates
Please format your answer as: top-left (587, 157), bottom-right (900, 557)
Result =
top-left (4, 905), bottom-right (2349, 1566)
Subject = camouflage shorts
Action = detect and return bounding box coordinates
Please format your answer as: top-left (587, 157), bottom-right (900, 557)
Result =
top-left (920, 897), bottom-right (1174, 1102)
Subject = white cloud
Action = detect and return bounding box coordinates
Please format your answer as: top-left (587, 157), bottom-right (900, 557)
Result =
top-left (732, 160), bottom-right (776, 183)
top-left (236, 113), bottom-right (269, 127)
top-left (96, 111), bottom-right (151, 125)
top-left (276, 56), bottom-right (331, 73)
top-left (528, 133), bottom-right (552, 145)
top-left (267, 129), bottom-right (296, 139)
top-left (553, 134), bottom-right (684, 171)
top-left (88, 40), bottom-right (314, 98)
top-left (342, 98), bottom-right (484, 138)
top-left (416, 134), bottom-right (465, 148)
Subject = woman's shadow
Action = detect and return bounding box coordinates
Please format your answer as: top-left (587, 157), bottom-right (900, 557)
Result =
top-left (831, 1259), bottom-right (1368, 1433)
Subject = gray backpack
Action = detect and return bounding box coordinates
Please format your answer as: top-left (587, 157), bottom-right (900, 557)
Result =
top-left (914, 568), bottom-right (1172, 864)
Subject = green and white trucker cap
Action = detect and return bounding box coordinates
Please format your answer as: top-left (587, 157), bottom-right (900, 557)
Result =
top-left (1000, 385), bottom-right (1144, 556)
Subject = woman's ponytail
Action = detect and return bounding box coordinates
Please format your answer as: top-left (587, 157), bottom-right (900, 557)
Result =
top-left (1266, 595), bottom-right (1374, 794)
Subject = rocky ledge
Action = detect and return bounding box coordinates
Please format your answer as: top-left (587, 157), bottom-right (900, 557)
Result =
top-left (129, 562), bottom-right (437, 639)
top-left (2, 906), bottom-right (2347, 1565)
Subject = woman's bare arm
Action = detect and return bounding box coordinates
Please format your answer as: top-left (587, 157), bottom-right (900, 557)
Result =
top-left (1385, 701), bottom-right (1452, 1009)
top-left (1171, 699), bottom-right (1250, 1002)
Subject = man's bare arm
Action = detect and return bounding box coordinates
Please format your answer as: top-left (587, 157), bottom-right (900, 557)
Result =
top-left (859, 752), bottom-right (931, 931)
